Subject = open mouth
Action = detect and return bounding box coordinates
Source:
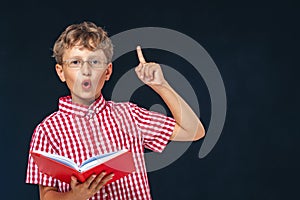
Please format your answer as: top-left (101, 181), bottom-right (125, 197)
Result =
top-left (82, 80), bottom-right (91, 89)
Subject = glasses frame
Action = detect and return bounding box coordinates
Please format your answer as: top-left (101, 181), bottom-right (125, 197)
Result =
top-left (62, 58), bottom-right (108, 69)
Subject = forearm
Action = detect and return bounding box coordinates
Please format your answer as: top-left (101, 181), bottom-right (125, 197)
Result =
top-left (150, 81), bottom-right (205, 141)
top-left (39, 186), bottom-right (78, 200)
top-left (41, 192), bottom-right (73, 200)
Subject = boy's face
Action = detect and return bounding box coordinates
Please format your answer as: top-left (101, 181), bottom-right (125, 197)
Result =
top-left (55, 46), bottom-right (112, 105)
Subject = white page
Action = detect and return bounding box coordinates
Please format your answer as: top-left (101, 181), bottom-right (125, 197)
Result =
top-left (33, 150), bottom-right (79, 171)
top-left (79, 149), bottom-right (128, 172)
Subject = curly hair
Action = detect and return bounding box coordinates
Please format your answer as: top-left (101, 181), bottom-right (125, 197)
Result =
top-left (52, 21), bottom-right (113, 64)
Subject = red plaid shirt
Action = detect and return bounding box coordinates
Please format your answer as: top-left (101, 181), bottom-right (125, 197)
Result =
top-left (26, 95), bottom-right (175, 200)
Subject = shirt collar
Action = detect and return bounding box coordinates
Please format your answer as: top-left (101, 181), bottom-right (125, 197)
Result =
top-left (58, 95), bottom-right (106, 117)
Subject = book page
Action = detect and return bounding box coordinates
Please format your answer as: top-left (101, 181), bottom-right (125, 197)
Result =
top-left (79, 149), bottom-right (128, 172)
top-left (33, 150), bottom-right (79, 170)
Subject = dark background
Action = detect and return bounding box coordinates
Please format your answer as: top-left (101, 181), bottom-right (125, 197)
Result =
top-left (0, 0), bottom-right (299, 199)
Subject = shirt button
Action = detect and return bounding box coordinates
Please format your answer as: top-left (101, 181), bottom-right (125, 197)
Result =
top-left (103, 193), bottom-right (108, 198)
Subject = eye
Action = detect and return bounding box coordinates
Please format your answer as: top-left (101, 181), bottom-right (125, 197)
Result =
top-left (70, 59), bottom-right (81, 65)
top-left (90, 60), bottom-right (99, 65)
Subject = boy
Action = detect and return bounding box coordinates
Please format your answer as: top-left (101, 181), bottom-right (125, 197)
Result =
top-left (26, 21), bottom-right (205, 200)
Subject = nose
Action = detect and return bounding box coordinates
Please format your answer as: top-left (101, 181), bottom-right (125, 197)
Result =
top-left (81, 61), bottom-right (92, 76)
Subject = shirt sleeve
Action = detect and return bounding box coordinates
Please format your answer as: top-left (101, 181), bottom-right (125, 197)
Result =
top-left (25, 124), bottom-right (59, 187)
top-left (129, 103), bottom-right (176, 153)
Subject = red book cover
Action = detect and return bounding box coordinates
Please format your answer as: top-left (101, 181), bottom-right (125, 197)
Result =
top-left (31, 149), bottom-right (135, 184)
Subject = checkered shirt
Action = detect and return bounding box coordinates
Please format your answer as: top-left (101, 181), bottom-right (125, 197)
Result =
top-left (26, 95), bottom-right (175, 200)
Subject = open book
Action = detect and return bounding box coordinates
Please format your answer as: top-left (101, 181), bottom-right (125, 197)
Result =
top-left (31, 149), bottom-right (135, 184)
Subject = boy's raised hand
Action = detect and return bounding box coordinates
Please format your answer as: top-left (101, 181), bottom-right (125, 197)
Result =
top-left (135, 46), bottom-right (166, 86)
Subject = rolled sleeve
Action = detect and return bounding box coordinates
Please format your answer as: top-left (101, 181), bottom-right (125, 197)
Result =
top-left (130, 103), bottom-right (176, 152)
top-left (25, 125), bottom-right (58, 187)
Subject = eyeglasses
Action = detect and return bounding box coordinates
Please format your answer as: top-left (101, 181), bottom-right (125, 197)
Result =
top-left (62, 58), bottom-right (107, 69)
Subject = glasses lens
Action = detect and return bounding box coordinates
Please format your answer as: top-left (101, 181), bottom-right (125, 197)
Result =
top-left (68, 59), bottom-right (82, 68)
top-left (89, 59), bottom-right (106, 68)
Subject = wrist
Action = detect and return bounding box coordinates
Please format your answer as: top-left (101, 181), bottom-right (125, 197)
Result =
top-left (68, 189), bottom-right (84, 200)
top-left (149, 80), bottom-right (170, 91)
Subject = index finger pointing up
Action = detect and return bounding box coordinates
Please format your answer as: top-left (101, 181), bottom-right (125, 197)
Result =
top-left (136, 46), bottom-right (146, 64)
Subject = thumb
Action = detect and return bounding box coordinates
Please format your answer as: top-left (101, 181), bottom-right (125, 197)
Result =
top-left (135, 63), bottom-right (142, 72)
top-left (70, 176), bottom-right (78, 188)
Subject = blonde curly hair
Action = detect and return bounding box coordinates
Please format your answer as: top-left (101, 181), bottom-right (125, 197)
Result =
top-left (52, 21), bottom-right (113, 64)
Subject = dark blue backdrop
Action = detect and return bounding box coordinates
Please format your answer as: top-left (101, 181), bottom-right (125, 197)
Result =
top-left (0, 0), bottom-right (299, 199)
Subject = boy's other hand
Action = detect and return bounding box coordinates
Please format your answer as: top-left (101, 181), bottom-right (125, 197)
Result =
top-left (135, 46), bottom-right (167, 86)
top-left (70, 172), bottom-right (114, 200)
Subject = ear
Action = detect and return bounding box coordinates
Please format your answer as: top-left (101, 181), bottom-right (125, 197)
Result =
top-left (55, 64), bottom-right (66, 82)
top-left (105, 63), bottom-right (113, 81)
